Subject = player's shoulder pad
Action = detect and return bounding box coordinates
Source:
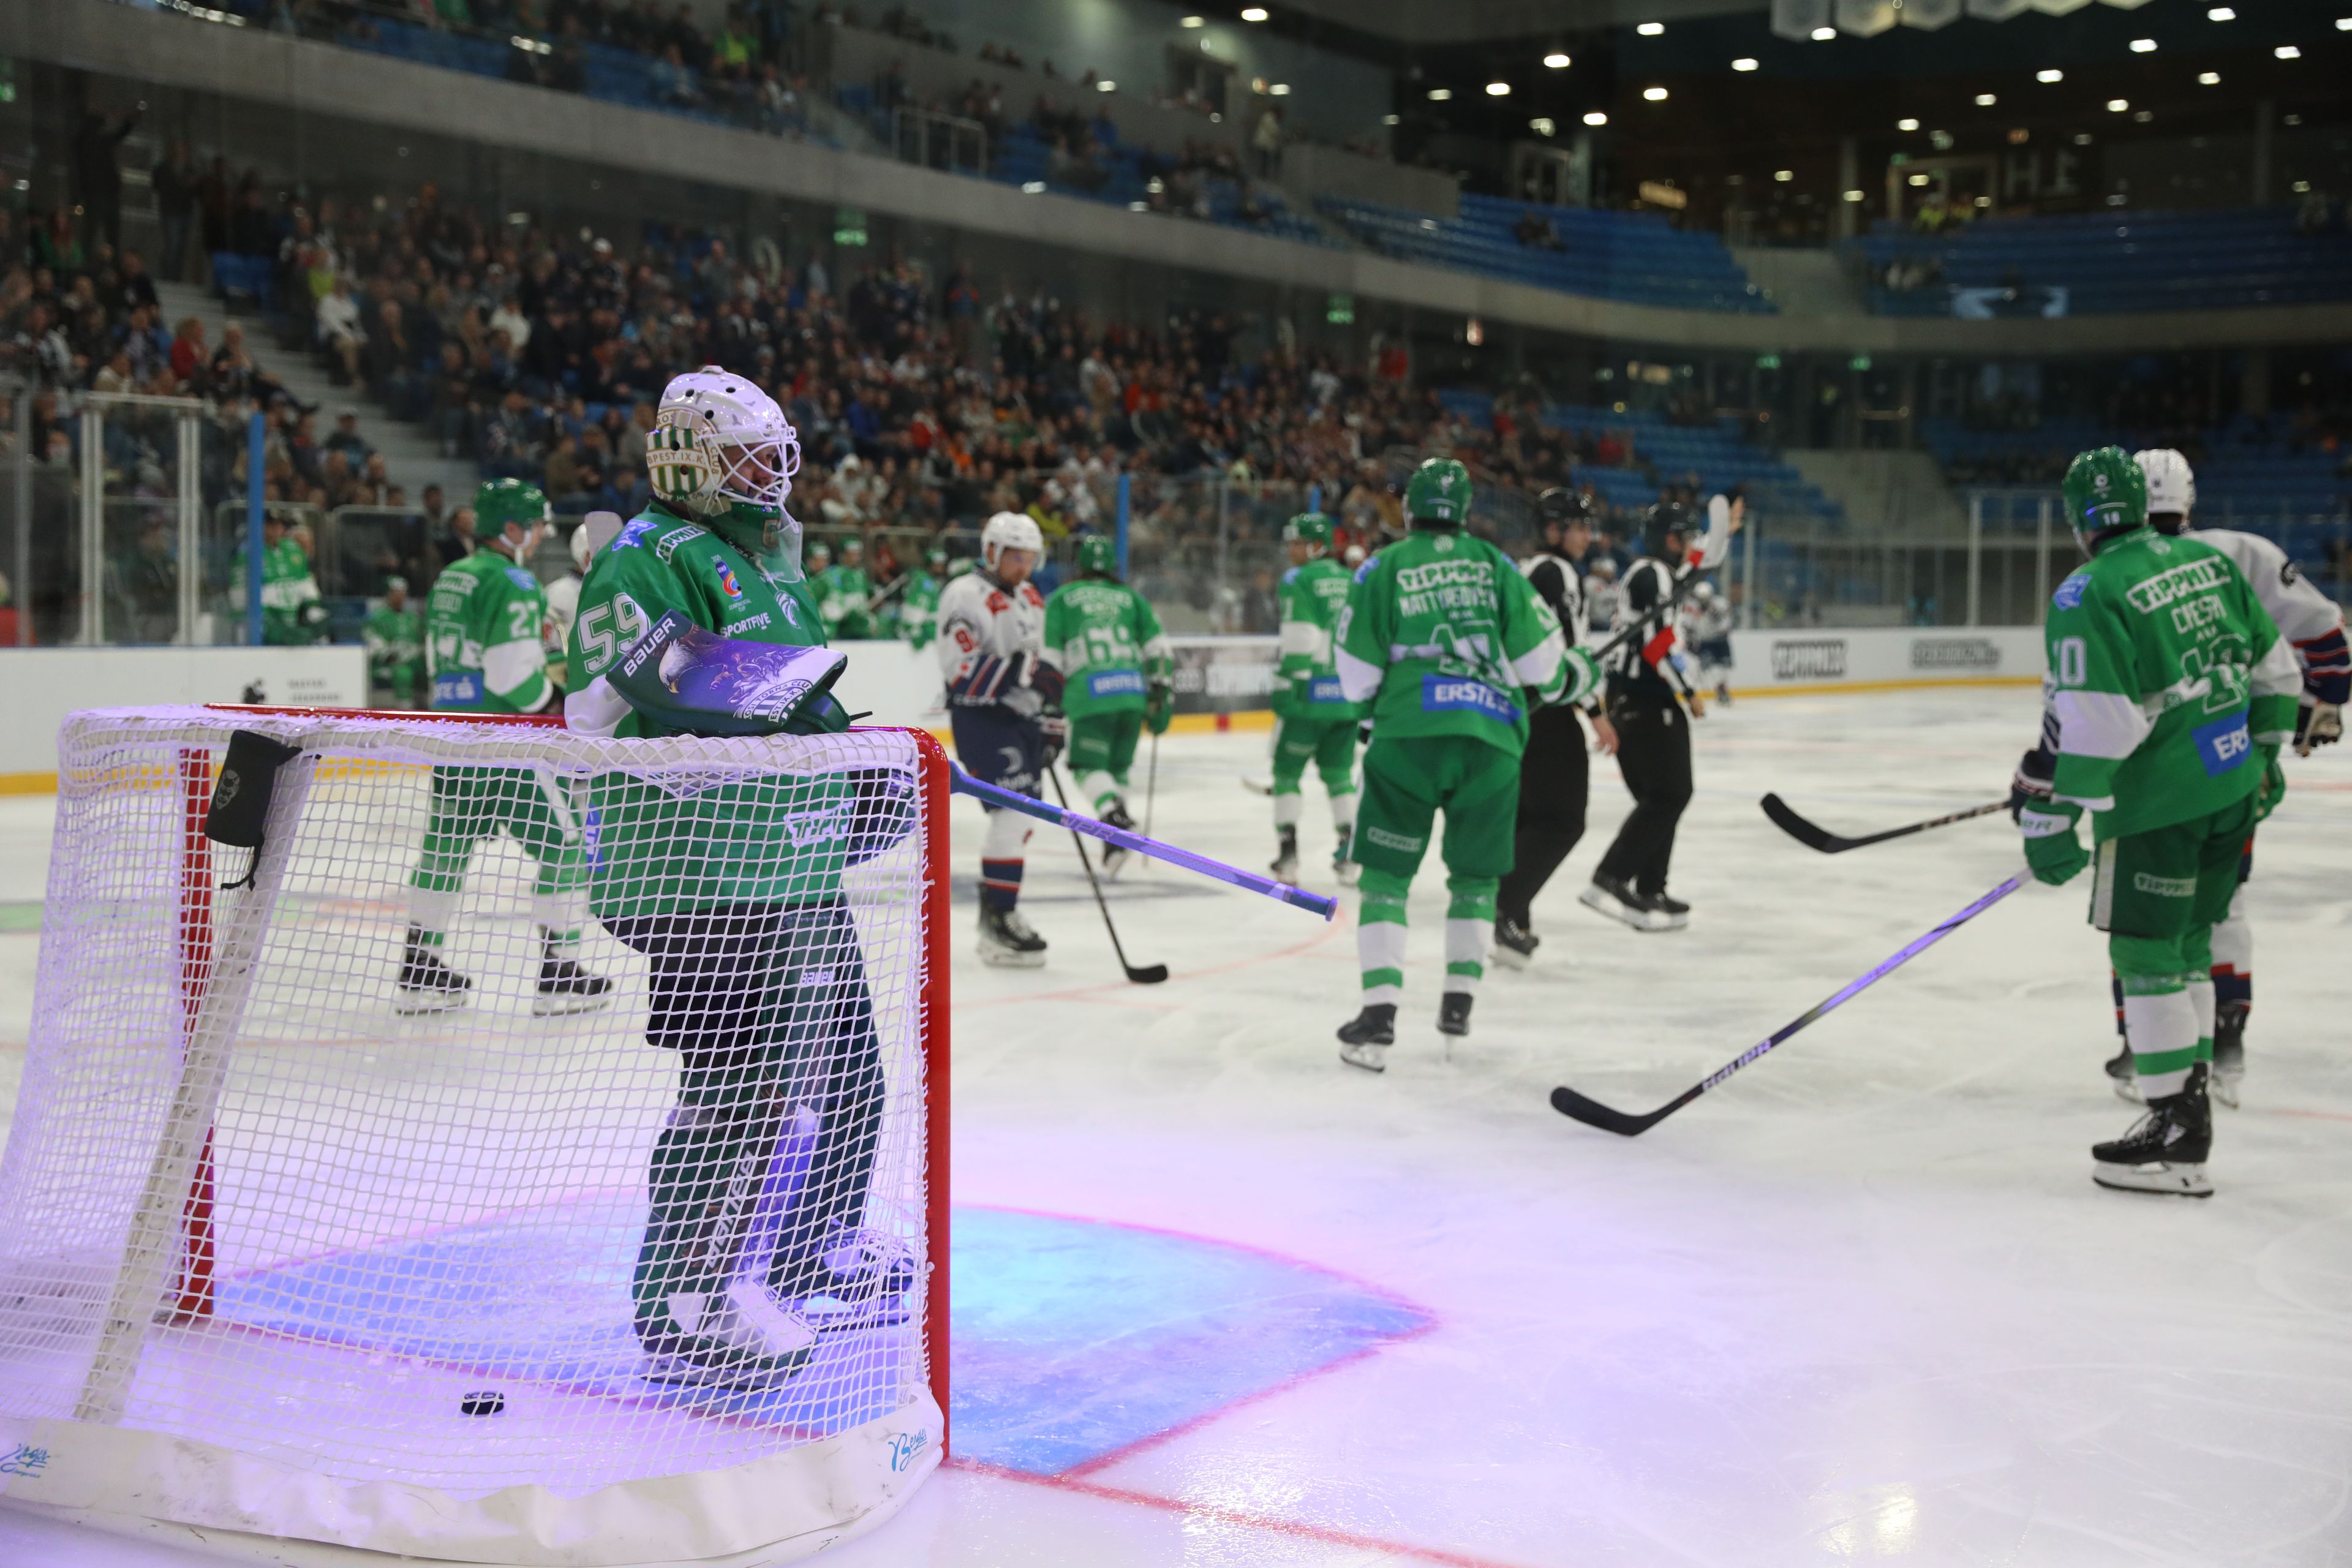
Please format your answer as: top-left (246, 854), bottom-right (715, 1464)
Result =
top-left (2052, 571), bottom-right (2091, 611)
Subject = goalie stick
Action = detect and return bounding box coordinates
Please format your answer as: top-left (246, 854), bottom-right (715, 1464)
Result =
top-left (1760, 794), bottom-right (2008, 855)
top-left (1047, 764), bottom-right (1168, 985)
top-left (1549, 872), bottom-right (2027, 1136)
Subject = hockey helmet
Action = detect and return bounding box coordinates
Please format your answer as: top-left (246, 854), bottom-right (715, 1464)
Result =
top-left (2133, 448), bottom-right (2196, 530)
top-left (925, 546), bottom-right (949, 568)
top-left (1282, 511), bottom-right (1333, 551)
top-left (648, 366), bottom-right (801, 518)
top-left (1403, 458), bottom-right (1472, 527)
top-left (981, 510), bottom-right (1045, 571)
top-left (1642, 500), bottom-right (1696, 561)
top-left (805, 538), bottom-right (833, 568)
top-left (1076, 534), bottom-right (1120, 578)
top-left (1537, 485), bottom-right (1597, 529)
top-left (2062, 447), bottom-right (2147, 552)
top-left (474, 477), bottom-right (550, 540)
top-left (568, 519), bottom-right (596, 574)
top-left (839, 534), bottom-right (864, 560)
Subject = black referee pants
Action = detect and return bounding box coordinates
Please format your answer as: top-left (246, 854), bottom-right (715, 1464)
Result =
top-left (1594, 688), bottom-right (1692, 899)
top-left (1497, 704), bottom-right (1590, 928)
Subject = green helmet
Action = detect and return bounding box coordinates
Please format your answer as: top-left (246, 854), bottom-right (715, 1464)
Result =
top-left (473, 477), bottom-right (549, 538)
top-left (805, 539), bottom-right (833, 567)
top-left (2061, 446), bottom-right (2147, 550)
top-left (1283, 512), bottom-right (1333, 550)
top-left (1076, 535), bottom-right (1119, 577)
top-left (946, 557), bottom-right (976, 579)
top-left (925, 547), bottom-right (948, 568)
top-left (1403, 458), bottom-right (1471, 527)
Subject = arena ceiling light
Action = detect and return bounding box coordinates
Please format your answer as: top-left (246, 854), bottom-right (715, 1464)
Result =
top-left (2274, 44), bottom-right (2301, 58)
top-left (1486, 80), bottom-right (1512, 96)
top-left (1637, 21), bottom-right (1664, 35)
top-left (1810, 25), bottom-right (1836, 40)
top-left (1584, 110), bottom-right (1609, 126)
top-left (1843, 189), bottom-right (1866, 202)
top-left (2206, 5), bottom-right (2233, 17)
top-left (1975, 93), bottom-right (1996, 105)
top-left (2106, 97), bottom-right (2129, 111)
top-left (1643, 86), bottom-right (1669, 100)
top-left (1732, 58), bottom-right (1758, 71)
top-left (1268, 82), bottom-right (1289, 94)
top-left (1180, 13), bottom-right (1203, 25)
top-left (1240, 6), bottom-right (1268, 20)
top-left (1382, 112), bottom-right (1400, 124)
top-left (1531, 116), bottom-right (1556, 136)
top-left (1774, 169), bottom-right (1794, 181)
top-left (1098, 78), bottom-right (1117, 91)
top-left (2198, 71), bottom-right (2220, 83)
top-left (2129, 38), bottom-right (2155, 52)
top-left (1896, 118), bottom-right (1919, 130)
top-left (1428, 87), bottom-right (1453, 100)
top-left (1544, 51), bottom-right (1572, 68)
top-left (1909, 173), bottom-right (1930, 186)
top-left (2037, 69), bottom-right (2064, 82)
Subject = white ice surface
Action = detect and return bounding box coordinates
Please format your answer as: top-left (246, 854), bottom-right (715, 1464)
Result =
top-left (3, 687), bottom-right (2350, 1567)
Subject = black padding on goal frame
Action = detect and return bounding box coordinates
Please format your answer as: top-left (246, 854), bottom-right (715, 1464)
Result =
top-left (205, 729), bottom-right (304, 850)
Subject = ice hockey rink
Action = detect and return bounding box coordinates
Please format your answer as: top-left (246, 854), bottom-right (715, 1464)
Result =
top-left (1, 682), bottom-right (2348, 1568)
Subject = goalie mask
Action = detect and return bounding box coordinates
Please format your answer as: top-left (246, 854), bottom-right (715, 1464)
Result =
top-left (649, 368), bottom-right (803, 568)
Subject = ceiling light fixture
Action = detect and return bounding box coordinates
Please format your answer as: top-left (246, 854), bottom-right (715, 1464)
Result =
top-left (1098, 78), bottom-right (1117, 91)
top-left (2107, 98), bottom-right (2129, 111)
top-left (2274, 44), bottom-right (2301, 58)
top-left (2130, 38), bottom-right (2156, 52)
top-left (1975, 93), bottom-right (1996, 106)
top-left (1732, 57), bottom-right (1758, 71)
top-left (1810, 25), bottom-right (1836, 40)
top-left (1486, 80), bottom-right (1510, 96)
top-left (1180, 13), bottom-right (1203, 26)
top-left (2198, 71), bottom-right (2220, 84)
top-left (2037, 68), bottom-right (2063, 83)
top-left (1268, 82), bottom-right (1289, 95)
top-left (1583, 110), bottom-right (1608, 126)
top-left (1544, 51), bottom-right (1571, 68)
top-left (1637, 21), bottom-right (1664, 35)
top-left (1240, 6), bottom-right (1268, 20)
top-left (2206, 5), bottom-right (2233, 17)
top-left (1897, 118), bottom-right (1919, 130)
top-left (1643, 86), bottom-right (1668, 100)
top-left (1428, 87), bottom-right (1452, 100)
top-left (1774, 169), bottom-right (1793, 182)
top-left (1844, 189), bottom-right (1864, 202)
top-left (1531, 116), bottom-right (1556, 135)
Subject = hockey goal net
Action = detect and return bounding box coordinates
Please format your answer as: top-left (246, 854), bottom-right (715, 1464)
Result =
top-left (0, 706), bottom-right (949, 1566)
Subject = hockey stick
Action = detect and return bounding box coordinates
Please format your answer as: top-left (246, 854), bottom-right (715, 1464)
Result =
top-left (1550, 872), bottom-right (2027, 1136)
top-left (949, 763), bottom-right (1336, 920)
top-left (1046, 764), bottom-right (1169, 984)
top-left (1760, 794), bottom-right (2008, 855)
top-left (1144, 729), bottom-right (1161, 839)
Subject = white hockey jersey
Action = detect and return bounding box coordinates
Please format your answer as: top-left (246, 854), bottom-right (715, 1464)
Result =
top-left (2187, 527), bottom-right (2345, 669)
top-left (936, 569), bottom-right (1051, 706)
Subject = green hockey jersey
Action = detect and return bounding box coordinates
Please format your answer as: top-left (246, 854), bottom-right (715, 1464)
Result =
top-left (2046, 526), bottom-right (2302, 840)
top-left (426, 548), bottom-right (551, 714)
top-left (565, 500), bottom-right (853, 920)
top-left (1334, 530), bottom-right (1576, 758)
top-left (364, 603), bottom-right (424, 699)
top-left (900, 571), bottom-right (943, 649)
top-left (233, 534), bottom-right (325, 646)
top-left (1043, 577), bottom-right (1172, 719)
top-left (815, 562), bottom-right (874, 639)
top-left (1274, 556), bottom-right (1355, 718)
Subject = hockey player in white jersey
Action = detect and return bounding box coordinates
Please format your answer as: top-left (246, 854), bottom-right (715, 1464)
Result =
top-left (2013, 447), bottom-right (2348, 1108)
top-left (1683, 580), bottom-right (1736, 705)
top-left (541, 518), bottom-right (596, 691)
top-left (938, 511), bottom-right (1064, 966)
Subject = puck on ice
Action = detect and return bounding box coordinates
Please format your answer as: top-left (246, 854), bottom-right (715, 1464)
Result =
top-left (460, 1391), bottom-right (505, 1416)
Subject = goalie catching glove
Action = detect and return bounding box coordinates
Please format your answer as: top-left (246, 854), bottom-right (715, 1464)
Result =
top-left (608, 608), bottom-right (851, 737)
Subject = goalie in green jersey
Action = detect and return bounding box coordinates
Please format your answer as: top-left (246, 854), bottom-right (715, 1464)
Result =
top-left (1332, 459), bottom-right (1600, 1068)
top-left (1042, 534), bottom-right (1172, 867)
top-left (1270, 512), bottom-right (1360, 887)
top-left (399, 477), bottom-right (612, 1017)
top-left (2020, 447), bottom-right (2302, 1197)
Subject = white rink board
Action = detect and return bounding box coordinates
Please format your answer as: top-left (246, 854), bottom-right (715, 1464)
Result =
top-left (2, 685), bottom-right (2348, 1568)
top-left (1725, 625), bottom-right (2045, 692)
top-left (0, 648), bottom-right (368, 778)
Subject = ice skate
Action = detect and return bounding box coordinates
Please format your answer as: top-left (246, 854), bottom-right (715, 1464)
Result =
top-left (1491, 916), bottom-right (1538, 970)
top-left (394, 930), bottom-right (472, 1014)
top-left (977, 905), bottom-right (1047, 968)
top-left (2211, 1009), bottom-right (2245, 1109)
top-left (1099, 800), bottom-right (1137, 876)
top-left (1270, 827), bottom-right (1300, 887)
top-left (1337, 1003), bottom-right (1395, 1072)
top-left (2092, 1063), bottom-right (2214, 1198)
top-left (639, 1278), bottom-right (816, 1390)
top-left (2103, 1044), bottom-right (2141, 1104)
top-left (1437, 992), bottom-right (1472, 1037)
top-left (1580, 873), bottom-right (1668, 933)
top-left (533, 939), bottom-right (613, 1016)
top-left (785, 1226), bottom-right (919, 1334)
top-left (1332, 826), bottom-right (1359, 886)
top-left (1647, 889), bottom-right (1691, 932)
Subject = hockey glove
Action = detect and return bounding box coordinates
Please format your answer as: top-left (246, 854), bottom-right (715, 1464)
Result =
top-left (2007, 744), bottom-right (2056, 824)
top-left (2255, 744), bottom-right (2287, 824)
top-left (2296, 700), bottom-right (2342, 757)
top-left (1037, 706), bottom-right (1067, 766)
top-left (1145, 677), bottom-right (1174, 736)
top-left (2018, 801), bottom-right (2089, 888)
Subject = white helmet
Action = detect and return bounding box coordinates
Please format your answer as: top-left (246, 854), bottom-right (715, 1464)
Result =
top-left (981, 510), bottom-right (1044, 572)
top-left (649, 366), bottom-right (800, 518)
top-left (568, 519), bottom-right (595, 574)
top-left (2133, 448), bottom-right (2195, 519)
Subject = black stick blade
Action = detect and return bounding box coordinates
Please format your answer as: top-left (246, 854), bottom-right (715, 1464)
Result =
top-left (1760, 792), bottom-right (1845, 853)
top-left (1127, 963), bottom-right (1170, 985)
top-left (1548, 1085), bottom-right (1671, 1137)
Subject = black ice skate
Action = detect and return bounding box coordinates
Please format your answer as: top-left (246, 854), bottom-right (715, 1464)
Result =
top-left (2092, 1063), bottom-right (2213, 1198)
top-left (1332, 826), bottom-right (1359, 887)
top-left (1437, 992), bottom-right (1473, 1037)
top-left (1100, 801), bottom-right (1137, 876)
top-left (976, 905), bottom-right (1047, 968)
top-left (1491, 916), bottom-right (1539, 970)
top-left (2104, 1044), bottom-right (2141, 1104)
top-left (535, 938), bottom-right (614, 1017)
top-left (1580, 873), bottom-right (1673, 933)
top-left (1271, 827), bottom-right (1301, 886)
top-left (1648, 889), bottom-right (1691, 932)
top-left (394, 929), bottom-right (471, 1014)
top-left (1336, 1003), bottom-right (1396, 1072)
top-left (2211, 1006), bottom-right (2246, 1110)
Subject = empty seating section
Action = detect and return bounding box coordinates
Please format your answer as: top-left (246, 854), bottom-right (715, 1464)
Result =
top-left (976, 124), bottom-right (1343, 249)
top-left (1854, 208), bottom-right (2352, 316)
top-left (1321, 195), bottom-right (1772, 314)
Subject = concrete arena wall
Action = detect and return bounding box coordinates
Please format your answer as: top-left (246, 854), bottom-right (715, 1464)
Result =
top-left (0, 647), bottom-right (369, 787)
top-left (0, 629), bottom-right (2038, 785)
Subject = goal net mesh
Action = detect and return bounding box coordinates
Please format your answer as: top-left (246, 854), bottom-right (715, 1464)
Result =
top-left (0, 707), bottom-right (940, 1518)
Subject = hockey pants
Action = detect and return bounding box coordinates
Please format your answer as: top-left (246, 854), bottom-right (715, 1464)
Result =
top-left (1497, 704), bottom-right (1591, 928)
top-left (2091, 797), bottom-right (2253, 1099)
top-left (607, 898), bottom-right (885, 1348)
top-left (1352, 737), bottom-right (1513, 1006)
top-left (1594, 688), bottom-right (1692, 899)
top-left (408, 764), bottom-right (588, 948)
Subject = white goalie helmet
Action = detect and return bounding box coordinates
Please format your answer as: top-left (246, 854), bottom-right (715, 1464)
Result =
top-left (649, 366), bottom-right (801, 517)
top-left (980, 510), bottom-right (1044, 571)
top-left (2133, 447), bottom-right (2196, 518)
